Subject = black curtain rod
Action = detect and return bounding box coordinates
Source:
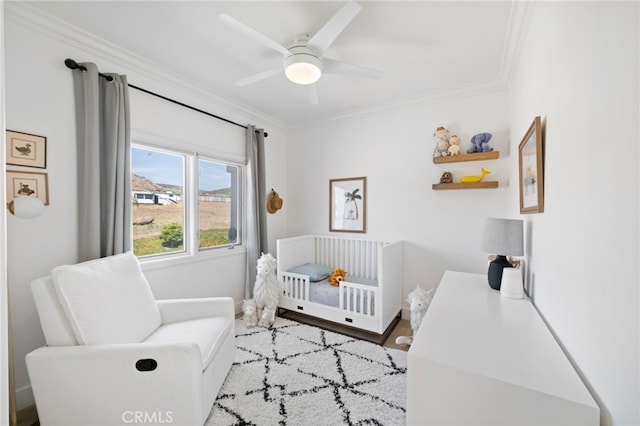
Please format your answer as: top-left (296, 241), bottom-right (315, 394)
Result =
top-left (64, 58), bottom-right (267, 137)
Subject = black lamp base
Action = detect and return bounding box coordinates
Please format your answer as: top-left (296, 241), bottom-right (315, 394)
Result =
top-left (487, 255), bottom-right (514, 290)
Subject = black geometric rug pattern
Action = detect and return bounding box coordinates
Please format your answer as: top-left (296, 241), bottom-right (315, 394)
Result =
top-left (206, 317), bottom-right (407, 426)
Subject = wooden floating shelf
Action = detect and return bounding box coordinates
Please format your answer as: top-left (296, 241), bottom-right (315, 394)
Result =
top-left (433, 151), bottom-right (500, 164)
top-left (432, 181), bottom-right (499, 190)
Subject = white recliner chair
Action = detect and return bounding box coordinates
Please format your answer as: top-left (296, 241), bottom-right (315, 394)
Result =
top-left (26, 252), bottom-right (235, 426)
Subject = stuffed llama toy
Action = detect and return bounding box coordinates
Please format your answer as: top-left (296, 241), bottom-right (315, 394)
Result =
top-left (395, 285), bottom-right (434, 345)
top-left (258, 306), bottom-right (276, 328)
top-left (253, 252), bottom-right (282, 327)
top-left (408, 287), bottom-right (433, 333)
top-left (242, 299), bottom-right (258, 328)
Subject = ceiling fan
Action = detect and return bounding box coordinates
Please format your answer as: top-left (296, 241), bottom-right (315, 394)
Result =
top-left (218, 1), bottom-right (383, 104)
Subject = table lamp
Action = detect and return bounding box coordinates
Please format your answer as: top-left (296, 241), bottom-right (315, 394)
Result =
top-left (481, 218), bottom-right (524, 290)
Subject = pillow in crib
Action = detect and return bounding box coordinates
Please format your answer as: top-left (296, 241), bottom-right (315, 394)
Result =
top-left (288, 263), bottom-right (333, 282)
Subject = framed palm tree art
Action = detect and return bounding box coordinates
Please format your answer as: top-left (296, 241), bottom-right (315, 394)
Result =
top-left (329, 176), bottom-right (366, 233)
top-left (518, 116), bottom-right (544, 213)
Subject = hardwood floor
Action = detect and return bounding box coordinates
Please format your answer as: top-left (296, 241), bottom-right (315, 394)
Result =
top-left (276, 309), bottom-right (411, 348)
top-left (14, 405), bottom-right (38, 426)
top-left (383, 319), bottom-right (412, 351)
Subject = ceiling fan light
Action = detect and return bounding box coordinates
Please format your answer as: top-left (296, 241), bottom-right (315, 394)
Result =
top-left (284, 55), bottom-right (322, 85)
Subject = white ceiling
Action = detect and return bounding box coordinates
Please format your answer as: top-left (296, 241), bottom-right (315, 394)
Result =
top-left (26, 1), bottom-right (518, 126)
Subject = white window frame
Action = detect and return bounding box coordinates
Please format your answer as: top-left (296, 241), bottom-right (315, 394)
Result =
top-left (131, 136), bottom-right (244, 263)
top-left (196, 154), bottom-right (242, 252)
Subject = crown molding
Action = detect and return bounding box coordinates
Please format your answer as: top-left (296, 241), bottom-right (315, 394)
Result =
top-left (290, 79), bottom-right (509, 130)
top-left (499, 0), bottom-right (536, 88)
top-left (4, 1), bottom-right (287, 132)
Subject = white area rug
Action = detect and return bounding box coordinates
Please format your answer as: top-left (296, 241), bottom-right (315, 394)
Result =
top-left (206, 317), bottom-right (407, 425)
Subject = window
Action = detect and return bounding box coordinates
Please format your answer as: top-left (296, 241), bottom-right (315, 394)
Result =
top-left (131, 144), bottom-right (241, 258)
top-left (198, 158), bottom-right (240, 249)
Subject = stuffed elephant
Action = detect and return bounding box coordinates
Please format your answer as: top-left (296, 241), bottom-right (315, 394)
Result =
top-left (467, 132), bottom-right (493, 153)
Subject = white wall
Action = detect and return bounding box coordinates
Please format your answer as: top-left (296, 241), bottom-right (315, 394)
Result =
top-left (3, 5), bottom-right (288, 410)
top-left (5, 18), bottom-right (79, 411)
top-left (0, 4), bottom-right (10, 424)
top-left (287, 90), bottom-right (511, 311)
top-left (507, 2), bottom-right (639, 425)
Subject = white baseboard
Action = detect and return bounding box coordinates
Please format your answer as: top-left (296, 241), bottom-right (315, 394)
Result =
top-left (15, 383), bottom-right (34, 411)
top-left (401, 307), bottom-right (410, 320)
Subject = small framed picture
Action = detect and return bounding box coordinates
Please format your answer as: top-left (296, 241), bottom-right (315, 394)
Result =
top-left (330, 176), bottom-right (366, 233)
top-left (6, 170), bottom-right (49, 205)
top-left (518, 116), bottom-right (544, 213)
top-left (6, 130), bottom-right (47, 168)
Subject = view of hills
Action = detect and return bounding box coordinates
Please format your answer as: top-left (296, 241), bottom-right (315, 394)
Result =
top-left (132, 174), bottom-right (167, 192)
top-left (132, 174), bottom-right (230, 197)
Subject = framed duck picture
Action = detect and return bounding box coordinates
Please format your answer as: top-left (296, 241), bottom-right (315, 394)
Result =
top-left (6, 130), bottom-right (47, 169)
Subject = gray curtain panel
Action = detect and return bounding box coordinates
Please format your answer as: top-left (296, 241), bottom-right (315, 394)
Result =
top-left (245, 125), bottom-right (267, 299)
top-left (71, 62), bottom-right (132, 261)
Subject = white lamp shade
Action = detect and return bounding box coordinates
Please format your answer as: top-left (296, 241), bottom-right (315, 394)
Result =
top-left (9, 196), bottom-right (45, 219)
top-left (284, 54), bottom-right (322, 85)
top-left (481, 218), bottom-right (524, 256)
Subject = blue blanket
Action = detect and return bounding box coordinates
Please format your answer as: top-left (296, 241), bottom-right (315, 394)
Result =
top-left (309, 276), bottom-right (377, 313)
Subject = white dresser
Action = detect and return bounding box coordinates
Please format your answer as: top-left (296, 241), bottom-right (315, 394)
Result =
top-left (407, 271), bottom-right (599, 425)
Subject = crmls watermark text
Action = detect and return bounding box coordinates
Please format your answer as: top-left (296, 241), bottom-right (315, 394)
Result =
top-left (122, 411), bottom-right (173, 424)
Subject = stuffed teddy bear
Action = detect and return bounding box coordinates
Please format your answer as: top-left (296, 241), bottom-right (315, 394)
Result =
top-left (432, 126), bottom-right (450, 157)
top-left (447, 134), bottom-right (461, 156)
top-left (467, 132), bottom-right (493, 153)
top-left (242, 299), bottom-right (258, 328)
top-left (328, 267), bottom-right (347, 287)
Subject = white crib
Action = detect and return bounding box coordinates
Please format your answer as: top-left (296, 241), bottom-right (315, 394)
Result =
top-left (277, 235), bottom-right (403, 343)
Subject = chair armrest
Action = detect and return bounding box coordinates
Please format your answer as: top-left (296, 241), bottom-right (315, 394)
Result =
top-left (156, 296), bottom-right (235, 325)
top-left (26, 343), bottom-right (205, 425)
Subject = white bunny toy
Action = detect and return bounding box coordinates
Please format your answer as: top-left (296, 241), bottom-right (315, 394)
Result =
top-left (395, 285), bottom-right (434, 345)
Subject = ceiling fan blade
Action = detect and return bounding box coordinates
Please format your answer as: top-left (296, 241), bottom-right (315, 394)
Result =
top-left (303, 85), bottom-right (319, 105)
top-left (218, 13), bottom-right (290, 56)
top-left (307, 1), bottom-right (361, 55)
top-left (235, 69), bottom-right (282, 87)
top-left (322, 57), bottom-right (384, 79)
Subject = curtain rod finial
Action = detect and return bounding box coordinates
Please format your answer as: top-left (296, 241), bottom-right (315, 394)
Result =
top-left (64, 58), bottom-right (79, 69)
top-left (64, 58), bottom-right (87, 72)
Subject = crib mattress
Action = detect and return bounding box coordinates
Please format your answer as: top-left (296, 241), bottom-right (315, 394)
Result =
top-left (309, 276), bottom-right (377, 309)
